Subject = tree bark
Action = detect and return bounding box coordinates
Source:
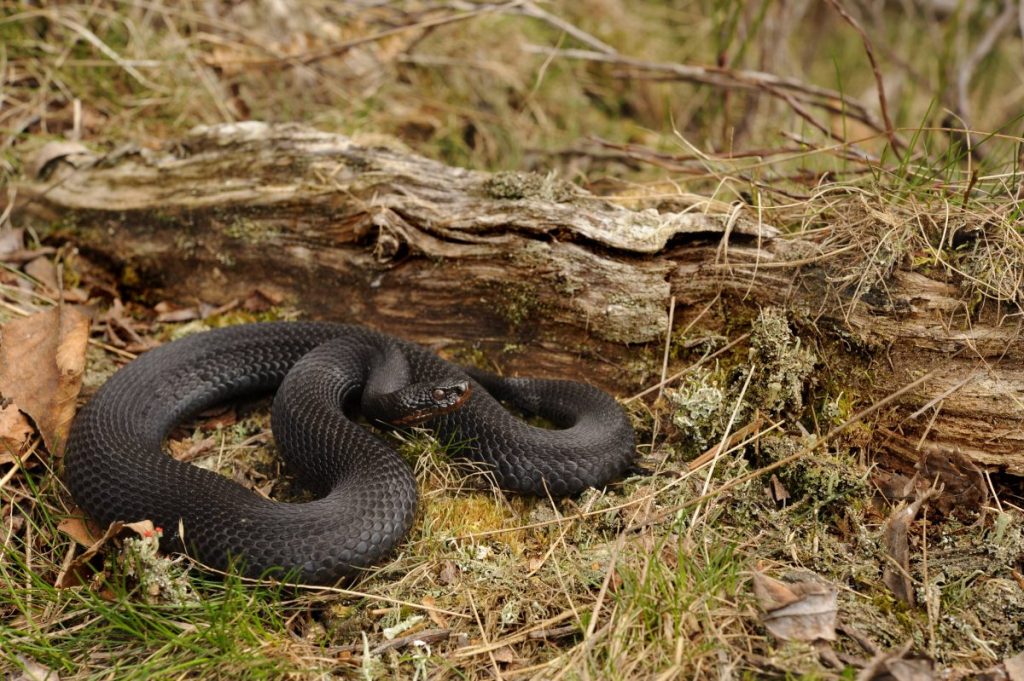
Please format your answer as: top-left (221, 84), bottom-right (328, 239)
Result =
top-left (15, 122), bottom-right (1024, 480)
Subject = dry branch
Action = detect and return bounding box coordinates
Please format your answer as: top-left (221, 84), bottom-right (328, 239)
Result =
top-left (14, 122), bottom-right (1024, 478)
top-left (521, 46), bottom-right (903, 149)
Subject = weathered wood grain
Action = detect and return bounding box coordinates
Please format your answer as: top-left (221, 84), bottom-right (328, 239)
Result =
top-left (16, 122), bottom-right (1024, 476)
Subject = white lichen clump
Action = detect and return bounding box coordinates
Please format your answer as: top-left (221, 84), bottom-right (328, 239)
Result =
top-left (121, 532), bottom-right (198, 605)
top-left (668, 368), bottom-right (727, 449)
top-left (745, 308), bottom-right (817, 415)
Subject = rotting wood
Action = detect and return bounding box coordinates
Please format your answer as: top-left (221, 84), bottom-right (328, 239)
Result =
top-left (14, 122), bottom-right (1024, 477)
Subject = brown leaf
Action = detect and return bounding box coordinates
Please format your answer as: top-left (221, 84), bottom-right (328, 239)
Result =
top-left (55, 519), bottom-right (124, 588)
top-left (0, 403), bottom-right (33, 463)
top-left (882, 485), bottom-right (943, 606)
top-left (11, 654), bottom-right (60, 681)
top-left (55, 519), bottom-right (159, 588)
top-left (28, 140), bottom-right (94, 180)
top-left (0, 306), bottom-right (91, 455)
top-left (491, 646), bottom-right (519, 664)
top-left (0, 228), bottom-right (25, 257)
top-left (769, 474), bottom-right (791, 505)
top-left (24, 257), bottom-right (59, 292)
top-left (155, 306), bottom-right (200, 323)
top-left (857, 644), bottom-right (935, 681)
top-left (1005, 651), bottom-right (1024, 681)
top-left (243, 287), bottom-right (284, 312)
top-left (439, 560), bottom-right (460, 585)
top-left (124, 519), bottom-right (159, 539)
top-left (56, 515), bottom-right (104, 548)
top-left (884, 658), bottom-right (935, 681)
top-left (422, 596), bottom-right (449, 628)
top-left (752, 571), bottom-right (838, 642)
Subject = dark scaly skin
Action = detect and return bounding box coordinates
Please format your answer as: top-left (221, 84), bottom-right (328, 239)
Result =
top-left (63, 322), bottom-right (636, 584)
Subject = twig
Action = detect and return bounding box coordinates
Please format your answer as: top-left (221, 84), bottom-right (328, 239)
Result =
top-left (528, 623), bottom-right (580, 640)
top-left (373, 628), bottom-right (451, 655)
top-left (685, 416), bottom-right (765, 473)
top-left (289, 1), bottom-right (526, 67)
top-left (826, 0), bottom-right (897, 149)
top-left (524, 45), bottom-right (900, 145)
top-left (626, 333), bottom-right (749, 403)
top-left (954, 0), bottom-right (1018, 132)
top-left (514, 2), bottom-right (616, 55)
top-left (453, 610), bottom-right (576, 658)
top-left (179, 554), bottom-right (471, 620)
top-left (655, 296), bottom-right (676, 402)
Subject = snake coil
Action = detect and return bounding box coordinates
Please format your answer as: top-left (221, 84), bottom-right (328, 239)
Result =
top-left (64, 322), bottom-right (636, 584)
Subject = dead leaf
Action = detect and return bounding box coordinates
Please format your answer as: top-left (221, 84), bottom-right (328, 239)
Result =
top-left (752, 571), bottom-right (838, 642)
top-left (884, 658), bottom-right (935, 681)
top-left (491, 646), bottom-right (519, 664)
top-left (28, 140), bottom-right (95, 180)
top-left (0, 306), bottom-right (91, 455)
top-left (154, 302), bottom-right (200, 323)
top-left (57, 515), bottom-right (104, 548)
top-left (55, 519), bottom-right (124, 588)
top-left (168, 436), bottom-right (217, 462)
top-left (769, 474), bottom-right (790, 505)
top-left (0, 403), bottom-right (33, 463)
top-left (101, 298), bottom-right (155, 352)
top-left (0, 228), bottom-right (25, 257)
top-left (882, 485), bottom-right (943, 606)
top-left (12, 655), bottom-right (60, 681)
top-left (422, 596), bottom-right (449, 628)
top-left (439, 560), bottom-right (459, 585)
top-left (243, 287), bottom-right (284, 312)
top-left (198, 405), bottom-right (237, 429)
top-left (856, 643), bottom-right (935, 681)
top-left (24, 257), bottom-right (59, 292)
top-left (124, 519), bottom-right (159, 539)
top-left (1005, 651), bottom-right (1024, 681)
top-left (55, 519), bottom-right (158, 588)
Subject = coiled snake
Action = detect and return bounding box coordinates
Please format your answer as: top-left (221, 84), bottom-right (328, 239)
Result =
top-left (64, 322), bottom-right (636, 584)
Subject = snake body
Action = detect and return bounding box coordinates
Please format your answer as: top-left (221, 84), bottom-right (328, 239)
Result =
top-left (63, 322), bottom-right (636, 584)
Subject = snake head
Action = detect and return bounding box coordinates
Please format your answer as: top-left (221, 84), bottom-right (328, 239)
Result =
top-left (372, 379), bottom-right (472, 426)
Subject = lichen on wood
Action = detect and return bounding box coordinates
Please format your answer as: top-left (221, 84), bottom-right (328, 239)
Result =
top-left (16, 122), bottom-right (1024, 478)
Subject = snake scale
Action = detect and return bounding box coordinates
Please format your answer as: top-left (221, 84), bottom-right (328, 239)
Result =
top-left (63, 322), bottom-right (636, 584)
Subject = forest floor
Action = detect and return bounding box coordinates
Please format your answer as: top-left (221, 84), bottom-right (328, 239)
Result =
top-left (3, 2), bottom-right (1024, 679)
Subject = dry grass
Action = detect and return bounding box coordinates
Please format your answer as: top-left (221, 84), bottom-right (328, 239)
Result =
top-left (3, 0), bottom-right (1024, 679)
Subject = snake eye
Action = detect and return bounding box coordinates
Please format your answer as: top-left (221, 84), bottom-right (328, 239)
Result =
top-left (431, 388), bottom-right (446, 402)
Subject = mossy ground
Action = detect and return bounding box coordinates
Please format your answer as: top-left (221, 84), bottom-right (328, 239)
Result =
top-left (3, 1), bottom-right (1024, 678)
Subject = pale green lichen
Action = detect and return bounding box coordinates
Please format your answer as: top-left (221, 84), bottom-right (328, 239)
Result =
top-left (743, 308), bottom-right (817, 415)
top-left (120, 531), bottom-right (198, 606)
top-left (668, 368), bottom-right (728, 451)
top-left (757, 434), bottom-right (868, 515)
top-left (223, 217), bottom-right (280, 245)
top-left (483, 171), bottom-right (577, 202)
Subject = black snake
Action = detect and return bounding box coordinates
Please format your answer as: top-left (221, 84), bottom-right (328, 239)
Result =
top-left (63, 322), bottom-right (636, 584)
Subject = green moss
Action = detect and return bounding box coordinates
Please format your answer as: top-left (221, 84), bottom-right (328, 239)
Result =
top-left (492, 282), bottom-right (543, 328)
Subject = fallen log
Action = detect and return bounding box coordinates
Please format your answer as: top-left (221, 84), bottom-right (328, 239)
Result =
top-left (15, 122), bottom-right (1024, 478)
